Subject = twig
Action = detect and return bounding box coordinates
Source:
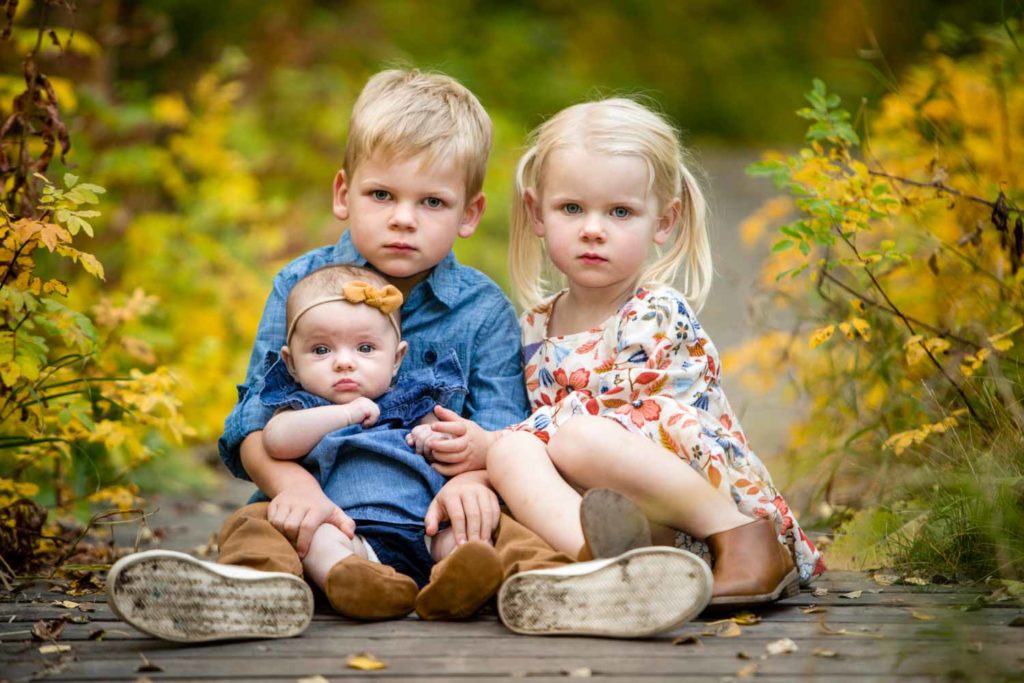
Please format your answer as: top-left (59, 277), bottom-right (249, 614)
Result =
top-left (868, 170), bottom-right (1023, 215)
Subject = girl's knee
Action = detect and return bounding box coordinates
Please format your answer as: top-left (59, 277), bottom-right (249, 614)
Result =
top-left (548, 416), bottom-right (617, 469)
top-left (486, 432), bottom-right (549, 484)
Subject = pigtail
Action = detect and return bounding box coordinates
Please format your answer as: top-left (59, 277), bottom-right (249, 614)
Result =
top-left (509, 147), bottom-right (547, 310)
top-left (643, 160), bottom-right (712, 313)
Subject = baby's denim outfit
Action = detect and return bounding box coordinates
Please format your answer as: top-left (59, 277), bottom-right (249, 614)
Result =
top-left (255, 352), bottom-right (467, 586)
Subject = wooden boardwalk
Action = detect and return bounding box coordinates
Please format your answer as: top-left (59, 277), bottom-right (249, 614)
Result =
top-left (2, 481), bottom-right (1022, 682)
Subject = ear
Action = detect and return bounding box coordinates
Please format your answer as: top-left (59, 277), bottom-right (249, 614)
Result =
top-left (393, 340), bottom-right (409, 375)
top-left (654, 197), bottom-right (682, 246)
top-left (524, 188), bottom-right (545, 237)
top-left (457, 192), bottom-right (486, 239)
top-left (332, 169), bottom-right (351, 221)
top-left (280, 345), bottom-right (298, 379)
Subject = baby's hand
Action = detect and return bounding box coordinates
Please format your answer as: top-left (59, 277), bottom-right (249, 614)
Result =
top-left (345, 397), bottom-right (380, 428)
top-left (406, 423), bottom-right (452, 459)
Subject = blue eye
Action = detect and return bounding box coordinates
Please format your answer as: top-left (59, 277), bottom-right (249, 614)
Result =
top-left (424, 197), bottom-right (444, 209)
top-left (371, 190), bottom-right (391, 201)
top-left (357, 343), bottom-right (375, 353)
top-left (611, 207), bottom-right (631, 218)
top-left (313, 345), bottom-right (330, 355)
top-left (563, 203), bottom-right (582, 215)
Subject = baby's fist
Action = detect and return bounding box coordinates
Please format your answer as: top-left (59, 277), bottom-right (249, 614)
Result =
top-left (347, 397), bottom-right (380, 427)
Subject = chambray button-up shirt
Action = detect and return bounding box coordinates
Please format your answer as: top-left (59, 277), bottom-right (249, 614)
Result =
top-left (251, 352), bottom-right (467, 526)
top-left (218, 231), bottom-right (529, 506)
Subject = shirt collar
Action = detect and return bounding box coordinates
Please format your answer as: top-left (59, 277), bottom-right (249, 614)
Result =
top-left (335, 231), bottom-right (460, 309)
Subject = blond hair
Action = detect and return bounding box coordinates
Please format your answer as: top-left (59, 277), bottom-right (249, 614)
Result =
top-left (286, 264), bottom-right (401, 338)
top-left (344, 69), bottom-right (492, 198)
top-left (510, 98), bottom-right (712, 312)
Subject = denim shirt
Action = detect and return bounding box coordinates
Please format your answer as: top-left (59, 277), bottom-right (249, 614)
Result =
top-left (251, 351), bottom-right (466, 526)
top-left (219, 231), bottom-right (529, 482)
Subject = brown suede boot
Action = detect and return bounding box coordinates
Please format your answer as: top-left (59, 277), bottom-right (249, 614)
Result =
top-left (415, 541), bottom-right (503, 621)
top-left (579, 488), bottom-right (653, 560)
top-left (324, 556), bottom-right (417, 621)
top-left (707, 518), bottom-right (799, 608)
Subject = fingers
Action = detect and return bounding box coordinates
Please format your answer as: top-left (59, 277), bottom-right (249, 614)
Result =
top-left (424, 497), bottom-right (444, 536)
top-left (430, 420), bottom-right (468, 437)
top-left (445, 494), bottom-right (467, 545)
top-left (432, 460), bottom-right (473, 477)
top-left (428, 436), bottom-right (469, 458)
top-left (329, 507), bottom-right (356, 538)
top-left (433, 405), bottom-right (462, 422)
top-left (295, 511), bottom-right (321, 558)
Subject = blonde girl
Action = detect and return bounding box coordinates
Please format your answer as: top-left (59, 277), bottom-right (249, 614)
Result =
top-left (479, 98), bottom-right (823, 608)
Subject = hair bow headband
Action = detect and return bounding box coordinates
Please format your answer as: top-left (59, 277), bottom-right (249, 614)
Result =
top-left (286, 281), bottom-right (403, 344)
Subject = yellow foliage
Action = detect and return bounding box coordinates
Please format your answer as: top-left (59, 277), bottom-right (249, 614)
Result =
top-left (809, 324), bottom-right (835, 349)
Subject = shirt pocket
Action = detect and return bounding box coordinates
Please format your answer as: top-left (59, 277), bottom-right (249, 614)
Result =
top-left (402, 341), bottom-right (468, 414)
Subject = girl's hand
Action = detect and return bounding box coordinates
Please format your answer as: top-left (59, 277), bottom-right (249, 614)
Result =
top-left (345, 397), bottom-right (380, 428)
top-left (425, 405), bottom-right (497, 476)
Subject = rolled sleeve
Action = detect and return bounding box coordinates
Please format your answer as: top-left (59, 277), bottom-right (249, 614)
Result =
top-left (463, 297), bottom-right (529, 430)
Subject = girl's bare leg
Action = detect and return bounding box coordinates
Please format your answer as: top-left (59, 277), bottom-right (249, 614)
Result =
top-left (486, 431), bottom-right (586, 557)
top-left (301, 524), bottom-right (369, 589)
top-left (547, 416), bottom-right (751, 539)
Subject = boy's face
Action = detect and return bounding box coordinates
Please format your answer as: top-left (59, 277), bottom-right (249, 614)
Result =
top-left (333, 151), bottom-right (486, 293)
top-left (281, 301), bottom-right (407, 405)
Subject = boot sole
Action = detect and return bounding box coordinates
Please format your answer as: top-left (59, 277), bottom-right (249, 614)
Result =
top-left (498, 547), bottom-right (712, 638)
top-left (707, 567), bottom-right (801, 608)
top-left (580, 488), bottom-right (652, 559)
top-left (107, 549), bottom-right (313, 642)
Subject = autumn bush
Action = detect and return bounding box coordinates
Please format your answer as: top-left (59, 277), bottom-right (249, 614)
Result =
top-left (729, 23), bottom-right (1024, 580)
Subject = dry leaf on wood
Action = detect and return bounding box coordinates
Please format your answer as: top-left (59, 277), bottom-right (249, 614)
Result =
top-left (817, 612), bottom-right (848, 636)
top-left (813, 648), bottom-right (839, 658)
top-left (812, 587), bottom-right (829, 597)
top-left (909, 610), bottom-right (936, 621)
top-left (566, 668), bottom-right (592, 677)
top-left (736, 663), bottom-right (758, 678)
top-left (297, 677), bottom-right (330, 683)
top-left (701, 621), bottom-right (742, 638)
top-left (672, 634), bottom-right (702, 646)
top-left (729, 612), bottom-right (762, 625)
top-left (31, 617), bottom-right (67, 641)
top-left (839, 590), bottom-right (863, 599)
top-left (1008, 615), bottom-right (1024, 627)
top-left (966, 642), bottom-right (983, 654)
top-left (903, 576), bottom-right (929, 586)
top-left (872, 572), bottom-right (900, 586)
top-left (346, 652), bottom-right (387, 671)
top-left (137, 654), bottom-right (163, 673)
top-left (801, 605), bottom-right (827, 614)
top-left (766, 637), bottom-right (798, 655)
top-left (38, 644), bottom-right (71, 654)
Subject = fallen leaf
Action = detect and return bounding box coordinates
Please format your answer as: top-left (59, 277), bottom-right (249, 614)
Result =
top-left (566, 668), bottom-right (592, 677)
top-left (88, 629), bottom-right (106, 641)
top-left (137, 654), bottom-right (163, 673)
top-left (909, 610), bottom-right (936, 621)
top-left (872, 572), bottom-right (900, 586)
top-left (1009, 616), bottom-right (1024, 627)
top-left (817, 612), bottom-right (849, 636)
top-left (839, 590), bottom-right (863, 599)
top-left (966, 642), bottom-right (983, 654)
top-left (813, 587), bottom-right (829, 597)
top-left (38, 644), bottom-right (72, 654)
top-left (729, 612), bottom-right (762, 626)
top-left (736, 651), bottom-right (754, 660)
top-left (52, 600), bottom-right (79, 609)
top-left (297, 677), bottom-right (330, 683)
top-left (736, 663), bottom-right (758, 678)
top-left (813, 648), bottom-right (839, 658)
top-left (701, 621), bottom-right (742, 638)
top-left (801, 605), bottom-right (827, 614)
top-left (672, 634), bottom-right (702, 646)
top-left (346, 652), bottom-right (387, 671)
top-left (32, 618), bottom-right (68, 641)
top-left (766, 637), bottom-right (799, 655)
top-left (903, 576), bottom-right (929, 586)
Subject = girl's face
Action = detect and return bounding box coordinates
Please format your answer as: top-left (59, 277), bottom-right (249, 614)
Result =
top-left (527, 146), bottom-right (678, 298)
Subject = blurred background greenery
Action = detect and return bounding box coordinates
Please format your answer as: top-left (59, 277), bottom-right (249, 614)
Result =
top-left (2, 1), bottom-right (1021, 579)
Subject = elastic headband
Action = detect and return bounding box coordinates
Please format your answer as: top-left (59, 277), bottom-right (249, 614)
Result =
top-left (286, 281), bottom-right (403, 344)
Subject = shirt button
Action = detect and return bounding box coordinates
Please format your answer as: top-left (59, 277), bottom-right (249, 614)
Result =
top-left (424, 350), bottom-right (438, 364)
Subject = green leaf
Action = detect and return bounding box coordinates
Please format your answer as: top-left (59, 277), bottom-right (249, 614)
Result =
top-left (772, 239), bottom-right (794, 253)
top-left (64, 173), bottom-right (79, 188)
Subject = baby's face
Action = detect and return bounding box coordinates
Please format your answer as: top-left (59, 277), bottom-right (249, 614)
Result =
top-left (283, 300), bottom-right (405, 404)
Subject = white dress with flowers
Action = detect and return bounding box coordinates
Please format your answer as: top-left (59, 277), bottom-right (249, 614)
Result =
top-left (514, 285), bottom-right (824, 583)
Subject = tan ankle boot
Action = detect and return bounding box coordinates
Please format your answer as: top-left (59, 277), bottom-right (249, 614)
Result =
top-left (579, 488), bottom-right (652, 560)
top-left (324, 556), bottom-right (417, 620)
top-left (415, 541), bottom-right (502, 621)
top-left (707, 518), bottom-right (799, 607)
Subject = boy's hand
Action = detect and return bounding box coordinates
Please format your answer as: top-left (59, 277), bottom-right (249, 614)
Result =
top-left (425, 406), bottom-right (498, 476)
top-left (267, 483), bottom-right (356, 557)
top-left (424, 470), bottom-right (500, 545)
top-left (345, 397), bottom-right (380, 428)
top-left (406, 423), bottom-right (453, 458)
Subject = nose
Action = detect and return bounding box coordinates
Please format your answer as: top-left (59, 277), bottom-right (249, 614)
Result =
top-left (579, 214), bottom-right (606, 242)
top-left (333, 349), bottom-right (356, 370)
top-left (388, 201), bottom-right (417, 231)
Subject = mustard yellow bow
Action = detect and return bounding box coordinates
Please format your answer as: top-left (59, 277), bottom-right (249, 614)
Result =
top-left (341, 281), bottom-right (404, 315)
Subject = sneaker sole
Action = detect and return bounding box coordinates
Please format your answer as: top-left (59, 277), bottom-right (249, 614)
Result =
top-left (107, 550), bottom-right (313, 643)
top-left (497, 547), bottom-right (712, 638)
top-left (580, 488), bottom-right (652, 559)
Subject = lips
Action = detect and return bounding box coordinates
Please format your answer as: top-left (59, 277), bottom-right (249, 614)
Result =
top-left (384, 242), bottom-right (417, 252)
top-left (579, 252), bottom-right (608, 264)
top-left (334, 379), bottom-right (358, 391)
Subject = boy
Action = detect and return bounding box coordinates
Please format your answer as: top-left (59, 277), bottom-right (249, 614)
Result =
top-left (107, 69), bottom-right (703, 642)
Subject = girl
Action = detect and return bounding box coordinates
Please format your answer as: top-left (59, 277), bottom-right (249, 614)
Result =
top-left (479, 98), bottom-right (824, 613)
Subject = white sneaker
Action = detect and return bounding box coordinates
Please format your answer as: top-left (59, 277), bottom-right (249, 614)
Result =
top-left (498, 546), bottom-right (712, 638)
top-left (106, 549), bottom-right (313, 642)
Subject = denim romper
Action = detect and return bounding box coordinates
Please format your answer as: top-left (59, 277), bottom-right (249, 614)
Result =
top-left (256, 350), bottom-right (468, 586)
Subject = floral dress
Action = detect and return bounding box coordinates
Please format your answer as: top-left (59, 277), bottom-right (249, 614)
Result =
top-left (514, 285), bottom-right (824, 583)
